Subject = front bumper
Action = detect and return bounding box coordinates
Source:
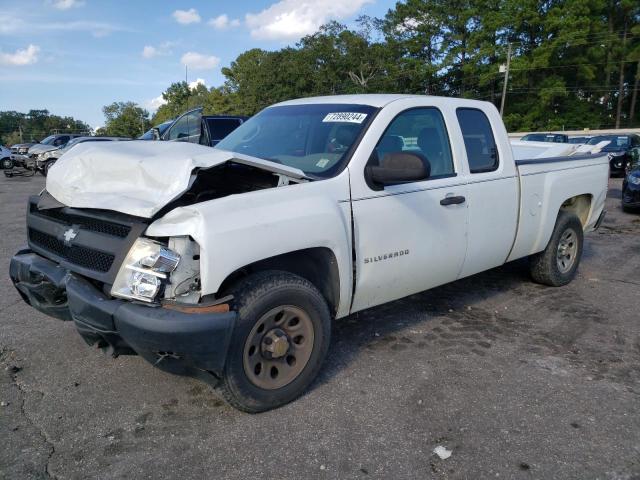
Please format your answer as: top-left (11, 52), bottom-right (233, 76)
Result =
top-left (10, 154), bottom-right (28, 166)
top-left (10, 251), bottom-right (236, 379)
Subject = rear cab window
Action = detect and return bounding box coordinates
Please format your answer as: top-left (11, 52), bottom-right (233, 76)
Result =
top-left (208, 118), bottom-right (243, 141)
top-left (456, 108), bottom-right (499, 173)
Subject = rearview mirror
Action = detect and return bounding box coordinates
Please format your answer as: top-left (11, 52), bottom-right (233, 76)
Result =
top-left (367, 152), bottom-right (430, 187)
top-left (152, 128), bottom-right (161, 140)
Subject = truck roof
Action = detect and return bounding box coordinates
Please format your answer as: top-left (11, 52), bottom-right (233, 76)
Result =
top-left (274, 94), bottom-right (493, 109)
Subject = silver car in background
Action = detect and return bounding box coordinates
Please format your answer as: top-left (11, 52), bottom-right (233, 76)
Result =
top-left (36, 136), bottom-right (130, 176)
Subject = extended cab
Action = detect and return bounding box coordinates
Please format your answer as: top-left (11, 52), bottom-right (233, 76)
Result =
top-left (10, 95), bottom-right (609, 412)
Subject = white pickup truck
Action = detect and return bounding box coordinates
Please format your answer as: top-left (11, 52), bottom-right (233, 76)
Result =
top-left (11, 95), bottom-right (609, 412)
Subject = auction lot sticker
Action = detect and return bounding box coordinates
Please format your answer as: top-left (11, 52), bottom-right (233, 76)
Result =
top-left (323, 112), bottom-right (368, 123)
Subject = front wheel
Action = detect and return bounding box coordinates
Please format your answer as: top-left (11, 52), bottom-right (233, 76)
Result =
top-left (1, 157), bottom-right (13, 170)
top-left (218, 271), bottom-right (331, 413)
top-left (529, 210), bottom-right (584, 286)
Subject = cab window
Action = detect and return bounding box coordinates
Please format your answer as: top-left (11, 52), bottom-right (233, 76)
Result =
top-left (456, 108), bottom-right (499, 173)
top-left (372, 107), bottom-right (454, 178)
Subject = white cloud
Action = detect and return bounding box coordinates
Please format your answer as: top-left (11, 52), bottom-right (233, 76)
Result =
top-left (188, 78), bottom-right (207, 90)
top-left (0, 44), bottom-right (40, 66)
top-left (208, 14), bottom-right (240, 30)
top-left (142, 46), bottom-right (157, 58)
top-left (0, 16), bottom-right (127, 37)
top-left (49, 0), bottom-right (85, 9)
top-left (146, 95), bottom-right (167, 111)
top-left (181, 52), bottom-right (220, 70)
top-left (173, 8), bottom-right (201, 25)
top-left (141, 42), bottom-right (174, 59)
top-left (245, 0), bottom-right (372, 40)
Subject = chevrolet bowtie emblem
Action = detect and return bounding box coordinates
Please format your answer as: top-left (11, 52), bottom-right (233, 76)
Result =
top-left (63, 228), bottom-right (78, 244)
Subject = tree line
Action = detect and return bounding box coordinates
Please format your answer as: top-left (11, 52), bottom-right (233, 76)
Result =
top-left (151, 0), bottom-right (639, 133)
top-left (0, 110), bottom-right (90, 146)
top-left (3, 0), bottom-right (638, 143)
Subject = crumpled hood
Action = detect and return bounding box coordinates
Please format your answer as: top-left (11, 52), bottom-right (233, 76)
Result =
top-left (29, 144), bottom-right (59, 155)
top-left (46, 140), bottom-right (306, 218)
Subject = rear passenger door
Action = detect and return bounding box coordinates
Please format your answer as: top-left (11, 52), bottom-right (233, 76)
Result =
top-left (456, 107), bottom-right (519, 278)
top-left (350, 107), bottom-right (469, 312)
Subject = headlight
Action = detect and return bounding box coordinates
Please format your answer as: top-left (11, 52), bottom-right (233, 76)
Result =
top-left (629, 175), bottom-right (640, 185)
top-left (111, 238), bottom-right (181, 302)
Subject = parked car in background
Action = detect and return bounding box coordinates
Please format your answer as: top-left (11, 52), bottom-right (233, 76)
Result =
top-left (9, 142), bottom-right (36, 167)
top-left (520, 133), bottom-right (569, 143)
top-left (139, 119), bottom-right (174, 140)
top-left (36, 136), bottom-right (131, 176)
top-left (587, 134), bottom-right (640, 176)
top-left (622, 166), bottom-right (640, 212)
top-left (158, 107), bottom-right (248, 146)
top-left (1, 144), bottom-right (12, 169)
top-left (12, 134), bottom-right (83, 168)
top-left (568, 136), bottom-right (592, 144)
top-left (11, 142), bottom-right (35, 155)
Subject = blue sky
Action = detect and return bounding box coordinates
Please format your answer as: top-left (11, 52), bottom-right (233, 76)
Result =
top-left (0, 0), bottom-right (394, 129)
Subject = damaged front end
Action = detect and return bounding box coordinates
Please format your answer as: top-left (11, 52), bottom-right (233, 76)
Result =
top-left (10, 195), bottom-right (236, 381)
top-left (10, 142), bottom-right (312, 379)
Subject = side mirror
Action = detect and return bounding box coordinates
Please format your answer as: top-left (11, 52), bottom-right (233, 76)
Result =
top-left (367, 152), bottom-right (430, 187)
top-left (152, 128), bottom-right (161, 140)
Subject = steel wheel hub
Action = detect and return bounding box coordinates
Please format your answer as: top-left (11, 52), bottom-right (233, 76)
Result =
top-left (243, 305), bottom-right (315, 390)
top-left (556, 228), bottom-right (578, 273)
top-left (261, 328), bottom-right (290, 358)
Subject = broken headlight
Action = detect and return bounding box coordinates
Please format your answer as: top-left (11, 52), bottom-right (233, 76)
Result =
top-left (111, 238), bottom-right (180, 303)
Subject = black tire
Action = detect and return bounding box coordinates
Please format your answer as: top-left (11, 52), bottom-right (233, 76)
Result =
top-left (529, 210), bottom-right (584, 287)
top-left (1, 157), bottom-right (13, 170)
top-left (42, 160), bottom-right (55, 177)
top-left (218, 270), bottom-right (331, 413)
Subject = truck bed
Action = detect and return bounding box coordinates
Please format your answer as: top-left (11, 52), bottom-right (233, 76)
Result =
top-left (507, 153), bottom-right (610, 262)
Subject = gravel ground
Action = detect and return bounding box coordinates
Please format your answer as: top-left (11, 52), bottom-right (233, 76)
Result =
top-left (1, 172), bottom-right (639, 480)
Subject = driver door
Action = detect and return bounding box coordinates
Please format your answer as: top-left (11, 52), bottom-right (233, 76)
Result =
top-left (350, 107), bottom-right (468, 312)
top-left (164, 108), bottom-right (202, 143)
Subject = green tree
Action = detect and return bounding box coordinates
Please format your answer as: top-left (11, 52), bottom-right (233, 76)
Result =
top-left (101, 102), bottom-right (150, 138)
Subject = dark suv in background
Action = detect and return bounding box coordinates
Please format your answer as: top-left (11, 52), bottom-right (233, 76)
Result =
top-left (156, 108), bottom-right (248, 146)
top-left (587, 134), bottom-right (640, 176)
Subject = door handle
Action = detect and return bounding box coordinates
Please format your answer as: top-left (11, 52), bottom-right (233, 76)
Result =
top-left (440, 195), bottom-right (466, 206)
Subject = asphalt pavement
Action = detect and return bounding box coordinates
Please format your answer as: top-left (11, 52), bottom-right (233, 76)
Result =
top-left (1, 172), bottom-right (639, 479)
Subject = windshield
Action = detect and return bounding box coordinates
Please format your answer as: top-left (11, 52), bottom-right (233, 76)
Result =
top-left (215, 104), bottom-right (376, 177)
top-left (587, 135), bottom-right (629, 150)
top-left (40, 135), bottom-right (57, 145)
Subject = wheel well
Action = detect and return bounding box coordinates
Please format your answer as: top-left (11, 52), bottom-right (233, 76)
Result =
top-left (218, 248), bottom-right (340, 315)
top-left (559, 194), bottom-right (592, 228)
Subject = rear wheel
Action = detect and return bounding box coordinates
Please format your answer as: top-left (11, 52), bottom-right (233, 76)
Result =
top-left (1, 157), bottom-right (13, 170)
top-left (530, 210), bottom-right (583, 286)
top-left (218, 271), bottom-right (331, 413)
